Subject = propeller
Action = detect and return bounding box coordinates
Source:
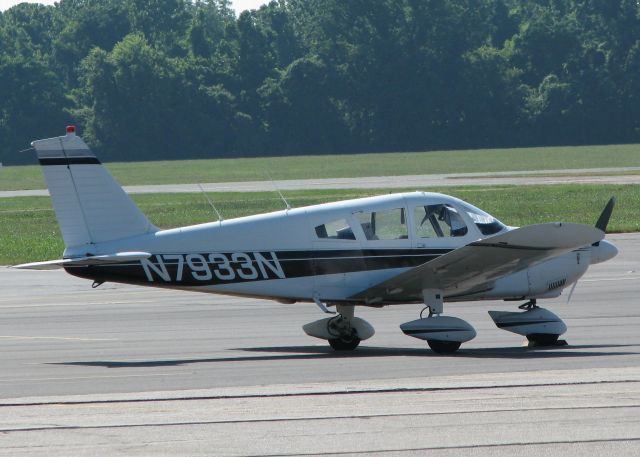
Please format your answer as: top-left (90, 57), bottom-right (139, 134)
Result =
top-left (593, 196), bottom-right (616, 246)
top-left (566, 280), bottom-right (578, 303)
top-left (568, 197), bottom-right (616, 303)
top-left (595, 196), bottom-right (616, 233)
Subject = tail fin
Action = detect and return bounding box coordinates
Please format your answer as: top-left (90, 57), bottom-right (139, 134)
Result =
top-left (31, 126), bottom-right (156, 251)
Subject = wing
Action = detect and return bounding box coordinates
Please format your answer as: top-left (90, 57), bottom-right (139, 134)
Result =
top-left (12, 252), bottom-right (151, 270)
top-left (350, 223), bottom-right (603, 304)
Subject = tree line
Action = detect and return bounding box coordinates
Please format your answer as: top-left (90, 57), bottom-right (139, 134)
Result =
top-left (1, 0), bottom-right (639, 164)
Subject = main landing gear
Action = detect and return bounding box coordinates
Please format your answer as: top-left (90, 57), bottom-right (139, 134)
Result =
top-left (489, 299), bottom-right (567, 347)
top-left (303, 304), bottom-right (375, 351)
top-left (302, 295), bottom-right (567, 353)
top-left (328, 315), bottom-right (361, 351)
top-left (400, 289), bottom-right (476, 354)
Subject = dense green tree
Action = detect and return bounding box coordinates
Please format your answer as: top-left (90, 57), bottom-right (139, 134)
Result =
top-left (187, 0), bottom-right (234, 57)
top-left (54, 0), bottom-right (131, 83)
top-left (1, 0), bottom-right (640, 164)
top-left (0, 3), bottom-right (61, 60)
top-left (0, 56), bottom-right (69, 163)
top-left (125, 0), bottom-right (191, 52)
top-left (460, 45), bottom-right (525, 147)
top-left (259, 55), bottom-right (349, 154)
top-left (73, 34), bottom-right (238, 160)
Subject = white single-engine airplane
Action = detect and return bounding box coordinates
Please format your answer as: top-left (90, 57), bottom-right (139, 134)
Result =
top-left (15, 127), bottom-right (619, 353)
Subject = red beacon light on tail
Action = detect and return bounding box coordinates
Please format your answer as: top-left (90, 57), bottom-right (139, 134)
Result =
top-left (66, 125), bottom-right (76, 135)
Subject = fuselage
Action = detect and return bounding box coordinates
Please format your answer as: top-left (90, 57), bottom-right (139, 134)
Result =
top-left (63, 191), bottom-right (616, 305)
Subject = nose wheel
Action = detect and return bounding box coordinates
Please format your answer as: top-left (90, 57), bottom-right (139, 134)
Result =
top-left (526, 333), bottom-right (560, 346)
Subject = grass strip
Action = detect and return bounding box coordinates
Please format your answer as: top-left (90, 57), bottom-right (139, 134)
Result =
top-left (1, 143), bottom-right (639, 191)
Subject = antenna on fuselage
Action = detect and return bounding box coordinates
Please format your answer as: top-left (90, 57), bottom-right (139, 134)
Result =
top-left (266, 170), bottom-right (291, 211)
top-left (197, 183), bottom-right (224, 222)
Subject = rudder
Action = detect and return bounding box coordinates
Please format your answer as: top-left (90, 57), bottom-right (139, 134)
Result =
top-left (31, 126), bottom-right (156, 251)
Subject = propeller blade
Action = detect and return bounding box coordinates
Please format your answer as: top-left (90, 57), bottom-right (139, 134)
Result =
top-left (595, 197), bottom-right (616, 233)
top-left (566, 280), bottom-right (578, 304)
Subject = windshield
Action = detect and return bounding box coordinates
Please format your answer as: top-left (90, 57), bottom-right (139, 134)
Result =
top-left (458, 202), bottom-right (507, 236)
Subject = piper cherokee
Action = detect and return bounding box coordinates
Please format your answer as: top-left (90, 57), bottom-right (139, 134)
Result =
top-left (14, 127), bottom-right (619, 353)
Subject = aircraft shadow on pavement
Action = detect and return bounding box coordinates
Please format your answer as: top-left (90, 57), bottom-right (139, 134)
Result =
top-left (48, 343), bottom-right (638, 368)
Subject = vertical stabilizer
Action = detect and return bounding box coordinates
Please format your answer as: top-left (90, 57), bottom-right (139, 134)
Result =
top-left (31, 126), bottom-right (156, 251)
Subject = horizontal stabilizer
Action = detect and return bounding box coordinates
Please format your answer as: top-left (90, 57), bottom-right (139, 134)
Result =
top-left (13, 252), bottom-right (151, 270)
top-left (350, 222), bottom-right (603, 303)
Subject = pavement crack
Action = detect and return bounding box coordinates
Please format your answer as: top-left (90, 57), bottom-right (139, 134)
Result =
top-left (2, 378), bottom-right (640, 407)
top-left (244, 437), bottom-right (640, 456)
top-left (1, 404), bottom-right (639, 433)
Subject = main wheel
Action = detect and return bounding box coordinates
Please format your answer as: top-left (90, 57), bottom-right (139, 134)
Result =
top-left (329, 337), bottom-right (361, 351)
top-left (427, 340), bottom-right (461, 354)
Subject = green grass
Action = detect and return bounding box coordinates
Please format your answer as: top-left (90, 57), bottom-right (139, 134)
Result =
top-left (1, 184), bottom-right (637, 265)
top-left (2, 143), bottom-right (639, 191)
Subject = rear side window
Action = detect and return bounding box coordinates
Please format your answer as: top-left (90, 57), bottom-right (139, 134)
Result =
top-left (315, 218), bottom-right (356, 240)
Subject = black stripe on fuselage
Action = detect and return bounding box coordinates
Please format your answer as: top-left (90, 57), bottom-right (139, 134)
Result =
top-left (64, 248), bottom-right (451, 287)
top-left (39, 157), bottom-right (101, 166)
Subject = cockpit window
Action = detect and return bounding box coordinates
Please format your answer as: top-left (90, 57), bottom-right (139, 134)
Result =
top-left (459, 203), bottom-right (507, 236)
top-left (315, 218), bottom-right (356, 240)
top-left (414, 204), bottom-right (468, 238)
top-left (354, 208), bottom-right (408, 240)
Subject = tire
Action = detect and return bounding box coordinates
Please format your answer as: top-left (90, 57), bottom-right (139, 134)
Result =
top-left (329, 337), bottom-right (361, 351)
top-left (427, 340), bottom-right (461, 354)
top-left (526, 334), bottom-right (560, 346)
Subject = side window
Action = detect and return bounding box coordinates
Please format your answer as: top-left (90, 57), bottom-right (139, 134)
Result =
top-left (414, 206), bottom-right (440, 238)
top-left (355, 208), bottom-right (408, 240)
top-left (315, 218), bottom-right (356, 240)
top-left (414, 204), bottom-right (468, 238)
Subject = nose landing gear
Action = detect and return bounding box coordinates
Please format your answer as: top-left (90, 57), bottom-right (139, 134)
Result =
top-left (489, 300), bottom-right (567, 347)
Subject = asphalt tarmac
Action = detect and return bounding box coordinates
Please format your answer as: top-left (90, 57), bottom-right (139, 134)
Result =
top-left (0, 233), bottom-right (639, 455)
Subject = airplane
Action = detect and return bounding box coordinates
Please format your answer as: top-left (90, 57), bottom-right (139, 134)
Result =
top-left (13, 126), bottom-right (619, 353)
